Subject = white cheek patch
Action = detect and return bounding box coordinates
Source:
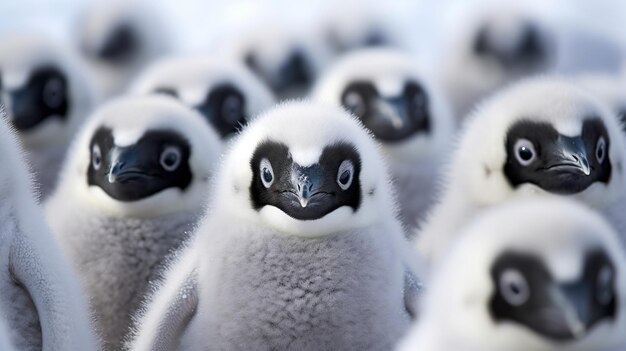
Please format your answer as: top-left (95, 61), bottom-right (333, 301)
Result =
top-left (113, 129), bottom-right (144, 147)
top-left (290, 147), bottom-right (322, 167)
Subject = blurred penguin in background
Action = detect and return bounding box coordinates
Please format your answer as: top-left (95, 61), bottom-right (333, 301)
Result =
top-left (0, 33), bottom-right (97, 199)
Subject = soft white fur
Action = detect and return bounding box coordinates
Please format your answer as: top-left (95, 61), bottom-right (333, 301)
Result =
top-left (0, 111), bottom-right (99, 350)
top-left (129, 56), bottom-right (275, 123)
top-left (400, 197), bottom-right (626, 351)
top-left (576, 74), bottom-right (626, 120)
top-left (50, 95), bottom-right (221, 218)
top-left (0, 33), bottom-right (98, 197)
top-left (129, 101), bottom-right (420, 350)
top-left (76, 0), bottom-right (172, 98)
top-left (416, 77), bottom-right (626, 263)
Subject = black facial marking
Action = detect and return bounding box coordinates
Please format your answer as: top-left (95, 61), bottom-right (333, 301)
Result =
top-left (8, 65), bottom-right (69, 131)
top-left (195, 83), bottom-right (247, 138)
top-left (490, 250), bottom-right (617, 341)
top-left (87, 127), bottom-right (193, 201)
top-left (473, 22), bottom-right (547, 69)
top-left (245, 50), bottom-right (312, 95)
top-left (98, 23), bottom-right (140, 63)
top-left (249, 141), bottom-right (362, 220)
top-left (341, 80), bottom-right (431, 143)
top-left (504, 119), bottom-right (611, 194)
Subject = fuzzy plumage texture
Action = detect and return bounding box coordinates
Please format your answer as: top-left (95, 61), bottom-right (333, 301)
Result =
top-left (45, 96), bottom-right (221, 350)
top-left (415, 77), bottom-right (626, 264)
top-left (0, 34), bottom-right (97, 199)
top-left (401, 197), bottom-right (626, 351)
top-left (45, 199), bottom-right (201, 350)
top-left (0, 113), bottom-right (98, 350)
top-left (129, 102), bottom-right (419, 351)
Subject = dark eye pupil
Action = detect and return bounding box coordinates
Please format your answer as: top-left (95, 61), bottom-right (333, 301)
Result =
top-left (339, 170), bottom-right (350, 184)
top-left (164, 153), bottom-right (177, 166)
top-left (518, 147), bottom-right (533, 161)
top-left (262, 168), bottom-right (273, 183)
top-left (510, 283), bottom-right (521, 295)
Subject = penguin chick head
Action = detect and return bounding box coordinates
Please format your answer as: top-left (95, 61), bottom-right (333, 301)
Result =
top-left (77, 0), bottom-right (169, 68)
top-left (0, 33), bottom-right (96, 148)
top-left (214, 101), bottom-right (397, 237)
top-left (313, 48), bottom-right (453, 160)
top-left (419, 197), bottom-right (626, 350)
top-left (58, 95), bottom-right (221, 217)
top-left (130, 56), bottom-right (275, 138)
top-left (451, 77), bottom-right (626, 208)
top-left (448, 2), bottom-right (555, 82)
top-left (226, 24), bottom-right (332, 99)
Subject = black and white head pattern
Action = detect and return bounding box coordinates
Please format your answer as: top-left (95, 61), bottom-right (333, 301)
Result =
top-left (450, 77), bottom-right (626, 208)
top-left (130, 57), bottom-right (275, 138)
top-left (0, 34), bottom-right (96, 145)
top-left (313, 49), bottom-right (453, 159)
top-left (225, 24), bottom-right (332, 99)
top-left (212, 101), bottom-right (396, 237)
top-left (58, 95), bottom-right (221, 217)
top-left (414, 197), bottom-right (626, 350)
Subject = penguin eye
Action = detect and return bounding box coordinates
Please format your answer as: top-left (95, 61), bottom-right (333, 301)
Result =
top-left (259, 158), bottom-right (274, 188)
top-left (337, 160), bottom-right (354, 190)
top-left (222, 94), bottom-right (243, 125)
top-left (514, 138), bottom-right (536, 166)
top-left (596, 265), bottom-right (614, 306)
top-left (343, 91), bottom-right (367, 117)
top-left (596, 136), bottom-right (607, 164)
top-left (91, 144), bottom-right (102, 170)
top-left (42, 76), bottom-right (65, 109)
top-left (499, 269), bottom-right (530, 306)
top-left (160, 146), bottom-right (182, 172)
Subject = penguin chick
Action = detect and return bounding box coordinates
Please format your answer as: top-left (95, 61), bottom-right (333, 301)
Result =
top-left (400, 197), bottom-right (626, 351)
top-left (313, 48), bottom-right (454, 230)
top-left (223, 23), bottom-right (333, 100)
top-left (416, 77), bottom-right (626, 264)
top-left (0, 33), bottom-right (98, 199)
top-left (128, 101), bottom-right (420, 351)
top-left (44, 96), bottom-right (221, 350)
top-left (129, 56), bottom-right (275, 138)
top-left (438, 1), bottom-right (556, 121)
top-left (0, 109), bottom-right (99, 350)
top-left (76, 0), bottom-right (172, 98)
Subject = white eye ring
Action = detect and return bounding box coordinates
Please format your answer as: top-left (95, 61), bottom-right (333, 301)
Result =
top-left (160, 146), bottom-right (182, 172)
top-left (499, 269), bottom-right (530, 306)
top-left (514, 138), bottom-right (536, 166)
top-left (337, 160), bottom-right (354, 190)
top-left (596, 265), bottom-right (614, 306)
top-left (91, 144), bottom-right (102, 171)
top-left (260, 158), bottom-right (274, 188)
top-left (596, 136), bottom-right (607, 164)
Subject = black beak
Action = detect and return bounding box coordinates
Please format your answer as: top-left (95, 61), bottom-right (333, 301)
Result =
top-left (107, 147), bottom-right (151, 184)
top-left (544, 135), bottom-right (591, 176)
top-left (7, 91), bottom-right (41, 131)
top-left (542, 283), bottom-right (593, 340)
top-left (292, 166), bottom-right (324, 208)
